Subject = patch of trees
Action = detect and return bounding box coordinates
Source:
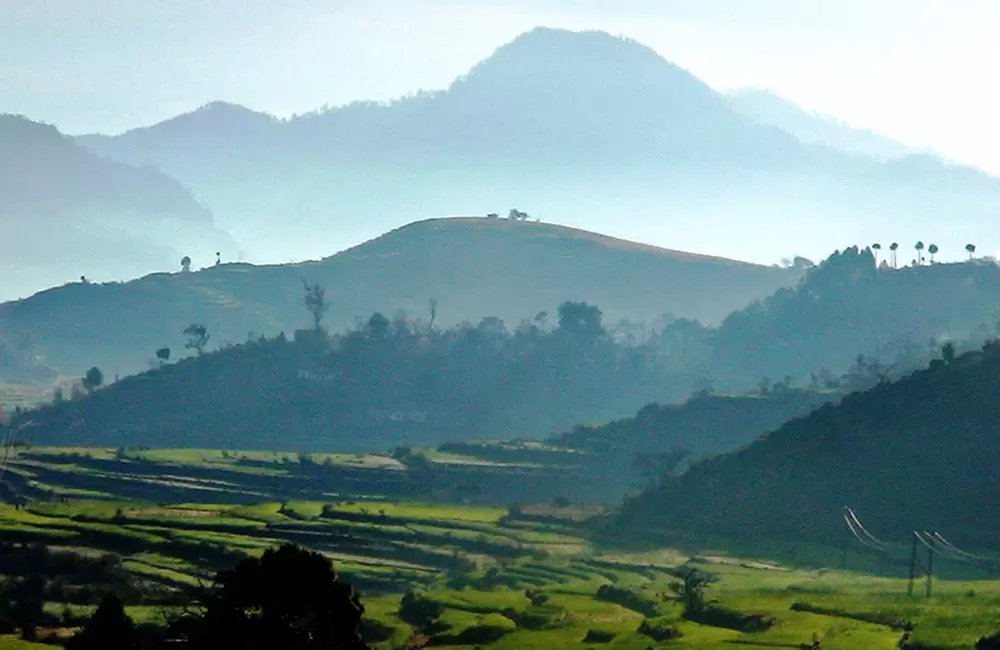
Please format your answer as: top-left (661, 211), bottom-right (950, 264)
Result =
top-left (2, 543), bottom-right (372, 649)
top-left (708, 246), bottom-right (1000, 385)
top-left (14, 301), bottom-right (709, 450)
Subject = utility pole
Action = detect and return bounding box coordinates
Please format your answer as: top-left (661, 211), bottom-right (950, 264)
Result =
top-left (926, 539), bottom-right (934, 598)
top-left (908, 531), bottom-right (918, 597)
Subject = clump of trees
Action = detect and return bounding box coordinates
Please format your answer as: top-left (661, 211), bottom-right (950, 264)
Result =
top-left (39, 543), bottom-right (372, 649)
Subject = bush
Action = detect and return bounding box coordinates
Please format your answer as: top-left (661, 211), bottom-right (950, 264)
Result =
top-left (582, 629), bottom-right (617, 643)
top-left (595, 584), bottom-right (660, 617)
top-left (398, 589), bottom-right (444, 630)
top-left (687, 605), bottom-right (776, 632)
top-left (637, 618), bottom-right (683, 641)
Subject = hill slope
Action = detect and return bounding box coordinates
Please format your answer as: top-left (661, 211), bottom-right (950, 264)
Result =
top-left (727, 88), bottom-right (925, 160)
top-left (8, 303), bottom-right (703, 450)
top-left (0, 218), bottom-right (800, 375)
top-left (553, 389), bottom-right (837, 459)
top-left (707, 248), bottom-right (1000, 385)
top-left (0, 114), bottom-right (236, 300)
top-left (76, 28), bottom-right (1000, 266)
top-left (618, 341), bottom-right (1000, 546)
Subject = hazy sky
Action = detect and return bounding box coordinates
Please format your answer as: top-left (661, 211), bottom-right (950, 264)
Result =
top-left (3, 0), bottom-right (999, 173)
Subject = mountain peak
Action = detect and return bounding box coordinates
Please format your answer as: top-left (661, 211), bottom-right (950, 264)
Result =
top-left (456, 27), bottom-right (699, 92)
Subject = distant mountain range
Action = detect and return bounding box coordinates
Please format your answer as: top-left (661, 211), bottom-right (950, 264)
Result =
top-left (75, 27), bottom-right (1000, 267)
top-left (0, 114), bottom-right (236, 300)
top-left (0, 218), bottom-right (801, 376)
top-left (726, 88), bottom-right (927, 161)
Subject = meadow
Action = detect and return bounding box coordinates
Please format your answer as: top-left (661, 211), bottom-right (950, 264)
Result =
top-left (0, 447), bottom-right (998, 648)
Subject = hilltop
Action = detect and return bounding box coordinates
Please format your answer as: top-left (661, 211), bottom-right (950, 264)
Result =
top-left (617, 339), bottom-right (1000, 547)
top-left (0, 217), bottom-right (799, 376)
top-left (76, 28), bottom-right (1000, 265)
top-left (0, 114), bottom-right (236, 300)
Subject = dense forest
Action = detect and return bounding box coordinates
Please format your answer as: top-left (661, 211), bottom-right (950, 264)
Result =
top-left (10, 301), bottom-right (708, 450)
top-left (616, 337), bottom-right (1000, 547)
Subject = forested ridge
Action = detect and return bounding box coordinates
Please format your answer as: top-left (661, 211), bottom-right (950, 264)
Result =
top-left (617, 338), bottom-right (1000, 546)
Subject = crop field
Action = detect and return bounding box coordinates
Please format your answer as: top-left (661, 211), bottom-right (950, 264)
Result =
top-left (0, 448), bottom-right (999, 648)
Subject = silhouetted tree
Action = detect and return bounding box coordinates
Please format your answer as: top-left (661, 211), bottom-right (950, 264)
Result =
top-left (967, 244), bottom-right (977, 260)
top-left (367, 313), bottom-right (390, 339)
top-left (173, 543), bottom-right (368, 650)
top-left (215, 252), bottom-right (221, 266)
top-left (184, 324), bottom-right (210, 356)
top-left (942, 342), bottom-right (956, 365)
top-left (915, 241), bottom-right (925, 265)
top-left (303, 281), bottom-right (330, 332)
top-left (66, 593), bottom-right (141, 650)
top-left (871, 243), bottom-right (881, 267)
top-left (928, 243), bottom-right (939, 263)
top-left (890, 242), bottom-right (899, 267)
top-left (507, 208), bottom-right (529, 221)
top-left (668, 567), bottom-right (716, 615)
top-left (156, 347), bottom-right (171, 364)
top-left (0, 574), bottom-right (46, 640)
top-left (181, 256), bottom-right (192, 272)
top-left (83, 367), bottom-right (104, 391)
top-left (557, 301), bottom-right (603, 340)
top-left (428, 298), bottom-right (438, 331)
top-left (398, 588), bottom-right (444, 631)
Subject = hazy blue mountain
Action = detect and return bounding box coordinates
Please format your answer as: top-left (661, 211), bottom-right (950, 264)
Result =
top-left (77, 28), bottom-right (1000, 267)
top-left (0, 218), bottom-right (801, 377)
top-left (0, 114), bottom-right (237, 300)
top-left (727, 88), bottom-right (926, 160)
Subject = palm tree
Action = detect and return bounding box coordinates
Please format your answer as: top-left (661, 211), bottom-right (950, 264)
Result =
top-left (871, 243), bottom-right (882, 267)
top-left (966, 243), bottom-right (977, 260)
top-left (915, 241), bottom-right (925, 265)
top-left (928, 244), bottom-right (939, 263)
top-left (889, 242), bottom-right (899, 268)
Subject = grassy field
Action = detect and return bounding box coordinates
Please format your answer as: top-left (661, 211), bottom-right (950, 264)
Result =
top-left (0, 448), bottom-right (999, 648)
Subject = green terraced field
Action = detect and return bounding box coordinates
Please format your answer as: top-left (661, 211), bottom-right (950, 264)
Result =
top-left (1, 448), bottom-right (1000, 648)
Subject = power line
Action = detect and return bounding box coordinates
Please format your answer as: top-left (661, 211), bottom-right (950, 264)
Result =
top-left (845, 508), bottom-right (890, 549)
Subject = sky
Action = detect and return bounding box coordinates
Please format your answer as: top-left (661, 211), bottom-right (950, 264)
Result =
top-left (2, 0), bottom-right (999, 174)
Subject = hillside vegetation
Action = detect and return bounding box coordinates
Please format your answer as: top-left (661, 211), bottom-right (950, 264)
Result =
top-left (8, 301), bottom-right (712, 450)
top-left (707, 247), bottom-right (1000, 385)
top-left (0, 218), bottom-right (800, 375)
top-left (617, 338), bottom-right (1000, 548)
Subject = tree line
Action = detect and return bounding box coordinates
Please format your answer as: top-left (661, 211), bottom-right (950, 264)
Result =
top-left (0, 542), bottom-right (370, 650)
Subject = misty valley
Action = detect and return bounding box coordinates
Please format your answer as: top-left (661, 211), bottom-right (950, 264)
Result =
top-left (4, 19), bottom-right (1000, 650)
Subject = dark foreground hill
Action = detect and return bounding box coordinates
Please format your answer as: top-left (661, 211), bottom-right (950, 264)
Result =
top-left (552, 389), bottom-right (837, 460)
top-left (0, 218), bottom-right (799, 375)
top-left (9, 302), bottom-right (705, 450)
top-left (0, 114), bottom-right (235, 300)
top-left (616, 340), bottom-right (1000, 547)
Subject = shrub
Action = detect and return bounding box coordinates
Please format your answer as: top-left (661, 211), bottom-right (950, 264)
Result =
top-left (582, 629), bottom-right (617, 643)
top-left (398, 589), bottom-right (444, 630)
top-left (595, 584), bottom-right (660, 617)
top-left (637, 618), bottom-right (683, 641)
